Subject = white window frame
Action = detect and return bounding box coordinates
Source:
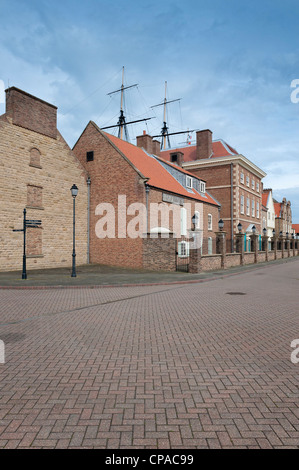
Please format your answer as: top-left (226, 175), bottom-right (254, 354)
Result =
top-left (178, 241), bottom-right (189, 258)
top-left (252, 199), bottom-right (255, 217)
top-left (256, 182), bottom-right (259, 192)
top-left (208, 237), bottom-right (213, 255)
top-left (208, 213), bottom-right (212, 231)
top-left (256, 201), bottom-right (259, 219)
top-left (246, 197), bottom-right (250, 216)
top-left (251, 179), bottom-right (255, 190)
top-left (240, 172), bottom-right (244, 184)
top-left (186, 176), bottom-right (193, 189)
top-left (200, 181), bottom-right (205, 193)
top-left (181, 207), bottom-right (187, 236)
top-left (240, 195), bottom-right (244, 214)
top-left (246, 176), bottom-right (249, 187)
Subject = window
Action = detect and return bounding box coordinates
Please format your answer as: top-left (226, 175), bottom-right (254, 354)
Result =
top-left (194, 210), bottom-right (200, 229)
top-left (252, 179), bottom-right (255, 190)
top-left (240, 172), bottom-right (244, 184)
top-left (178, 241), bottom-right (189, 257)
top-left (246, 176), bottom-right (249, 187)
top-left (29, 148), bottom-right (41, 168)
top-left (181, 207), bottom-right (187, 236)
top-left (208, 237), bottom-right (213, 255)
top-left (208, 214), bottom-right (212, 231)
top-left (27, 184), bottom-right (43, 209)
top-left (86, 151), bottom-right (94, 162)
top-left (256, 201), bottom-right (259, 219)
top-left (240, 195), bottom-right (244, 214)
top-left (252, 200), bottom-right (255, 217)
top-left (256, 182), bottom-right (259, 192)
top-left (27, 227), bottom-right (42, 256)
top-left (246, 197), bottom-right (250, 215)
top-left (171, 154), bottom-right (177, 162)
top-left (200, 181), bottom-right (205, 193)
top-left (186, 176), bottom-right (193, 189)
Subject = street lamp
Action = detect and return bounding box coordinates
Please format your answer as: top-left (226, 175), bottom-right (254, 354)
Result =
top-left (286, 232), bottom-right (289, 239)
top-left (218, 219), bottom-right (224, 231)
top-left (279, 231), bottom-right (283, 237)
top-left (263, 227), bottom-right (267, 236)
top-left (237, 222), bottom-right (242, 233)
top-left (272, 229), bottom-right (276, 237)
top-left (70, 184), bottom-right (78, 277)
top-left (252, 225), bottom-right (256, 234)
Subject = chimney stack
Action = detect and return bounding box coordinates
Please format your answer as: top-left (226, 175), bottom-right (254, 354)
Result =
top-left (5, 87), bottom-right (57, 139)
top-left (136, 131), bottom-right (152, 153)
top-left (196, 129), bottom-right (213, 160)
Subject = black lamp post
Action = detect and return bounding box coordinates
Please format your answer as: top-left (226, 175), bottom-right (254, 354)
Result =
top-left (70, 184), bottom-right (78, 277)
top-left (218, 219), bottom-right (224, 231)
top-left (272, 229), bottom-right (276, 237)
top-left (252, 225), bottom-right (256, 234)
top-left (237, 222), bottom-right (242, 233)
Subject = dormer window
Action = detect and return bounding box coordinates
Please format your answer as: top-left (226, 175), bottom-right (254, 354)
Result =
top-left (200, 181), bottom-right (205, 193)
top-left (171, 154), bottom-right (178, 163)
top-left (186, 176), bottom-right (193, 189)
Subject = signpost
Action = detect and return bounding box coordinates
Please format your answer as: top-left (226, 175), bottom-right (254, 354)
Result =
top-left (12, 209), bottom-right (42, 279)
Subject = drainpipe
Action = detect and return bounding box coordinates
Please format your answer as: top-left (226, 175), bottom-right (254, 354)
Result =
top-left (145, 183), bottom-right (150, 234)
top-left (231, 163), bottom-right (234, 253)
top-left (87, 176), bottom-right (91, 264)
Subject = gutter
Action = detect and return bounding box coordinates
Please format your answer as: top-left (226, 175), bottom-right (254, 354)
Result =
top-left (87, 176), bottom-right (91, 264)
top-left (231, 163), bottom-right (234, 253)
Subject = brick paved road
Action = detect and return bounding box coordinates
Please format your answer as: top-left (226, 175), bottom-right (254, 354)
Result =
top-left (0, 260), bottom-right (298, 448)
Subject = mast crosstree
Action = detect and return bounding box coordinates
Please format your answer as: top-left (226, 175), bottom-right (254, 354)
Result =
top-left (151, 81), bottom-right (195, 149)
top-left (102, 67), bottom-right (152, 140)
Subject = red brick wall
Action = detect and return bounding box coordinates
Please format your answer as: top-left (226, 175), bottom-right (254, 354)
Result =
top-left (196, 130), bottom-right (212, 159)
top-left (143, 234), bottom-right (176, 271)
top-left (73, 123), bottom-right (145, 269)
top-left (5, 87), bottom-right (57, 139)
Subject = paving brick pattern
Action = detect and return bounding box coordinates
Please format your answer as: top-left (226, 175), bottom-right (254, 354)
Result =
top-left (0, 260), bottom-right (298, 448)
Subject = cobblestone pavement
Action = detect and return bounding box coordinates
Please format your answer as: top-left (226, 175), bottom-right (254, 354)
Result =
top-left (0, 260), bottom-right (298, 449)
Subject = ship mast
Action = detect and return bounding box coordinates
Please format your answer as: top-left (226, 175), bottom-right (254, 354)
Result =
top-left (102, 67), bottom-right (152, 140)
top-left (151, 81), bottom-right (181, 150)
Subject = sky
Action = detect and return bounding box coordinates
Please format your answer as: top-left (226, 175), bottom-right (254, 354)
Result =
top-left (1, 0), bottom-right (299, 221)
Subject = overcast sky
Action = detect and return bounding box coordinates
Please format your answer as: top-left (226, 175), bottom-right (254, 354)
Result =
top-left (1, 0), bottom-right (299, 221)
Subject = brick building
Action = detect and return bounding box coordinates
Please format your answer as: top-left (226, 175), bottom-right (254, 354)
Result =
top-left (274, 198), bottom-right (292, 236)
top-left (262, 189), bottom-right (276, 241)
top-left (159, 129), bottom-right (266, 252)
top-left (0, 87), bottom-right (88, 272)
top-left (73, 123), bottom-right (220, 270)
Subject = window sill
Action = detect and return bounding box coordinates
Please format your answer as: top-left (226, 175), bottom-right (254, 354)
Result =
top-left (26, 206), bottom-right (44, 210)
top-left (29, 164), bottom-right (42, 169)
top-left (27, 255), bottom-right (44, 258)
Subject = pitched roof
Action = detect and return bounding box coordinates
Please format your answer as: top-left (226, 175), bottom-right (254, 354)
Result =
top-left (96, 126), bottom-right (219, 207)
top-left (160, 139), bottom-right (238, 162)
top-left (274, 202), bottom-right (282, 218)
top-left (292, 224), bottom-right (299, 233)
top-left (262, 190), bottom-right (270, 207)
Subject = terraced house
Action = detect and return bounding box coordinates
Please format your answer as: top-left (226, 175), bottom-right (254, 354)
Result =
top-left (73, 124), bottom-right (220, 271)
top-left (159, 129), bottom-right (266, 252)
